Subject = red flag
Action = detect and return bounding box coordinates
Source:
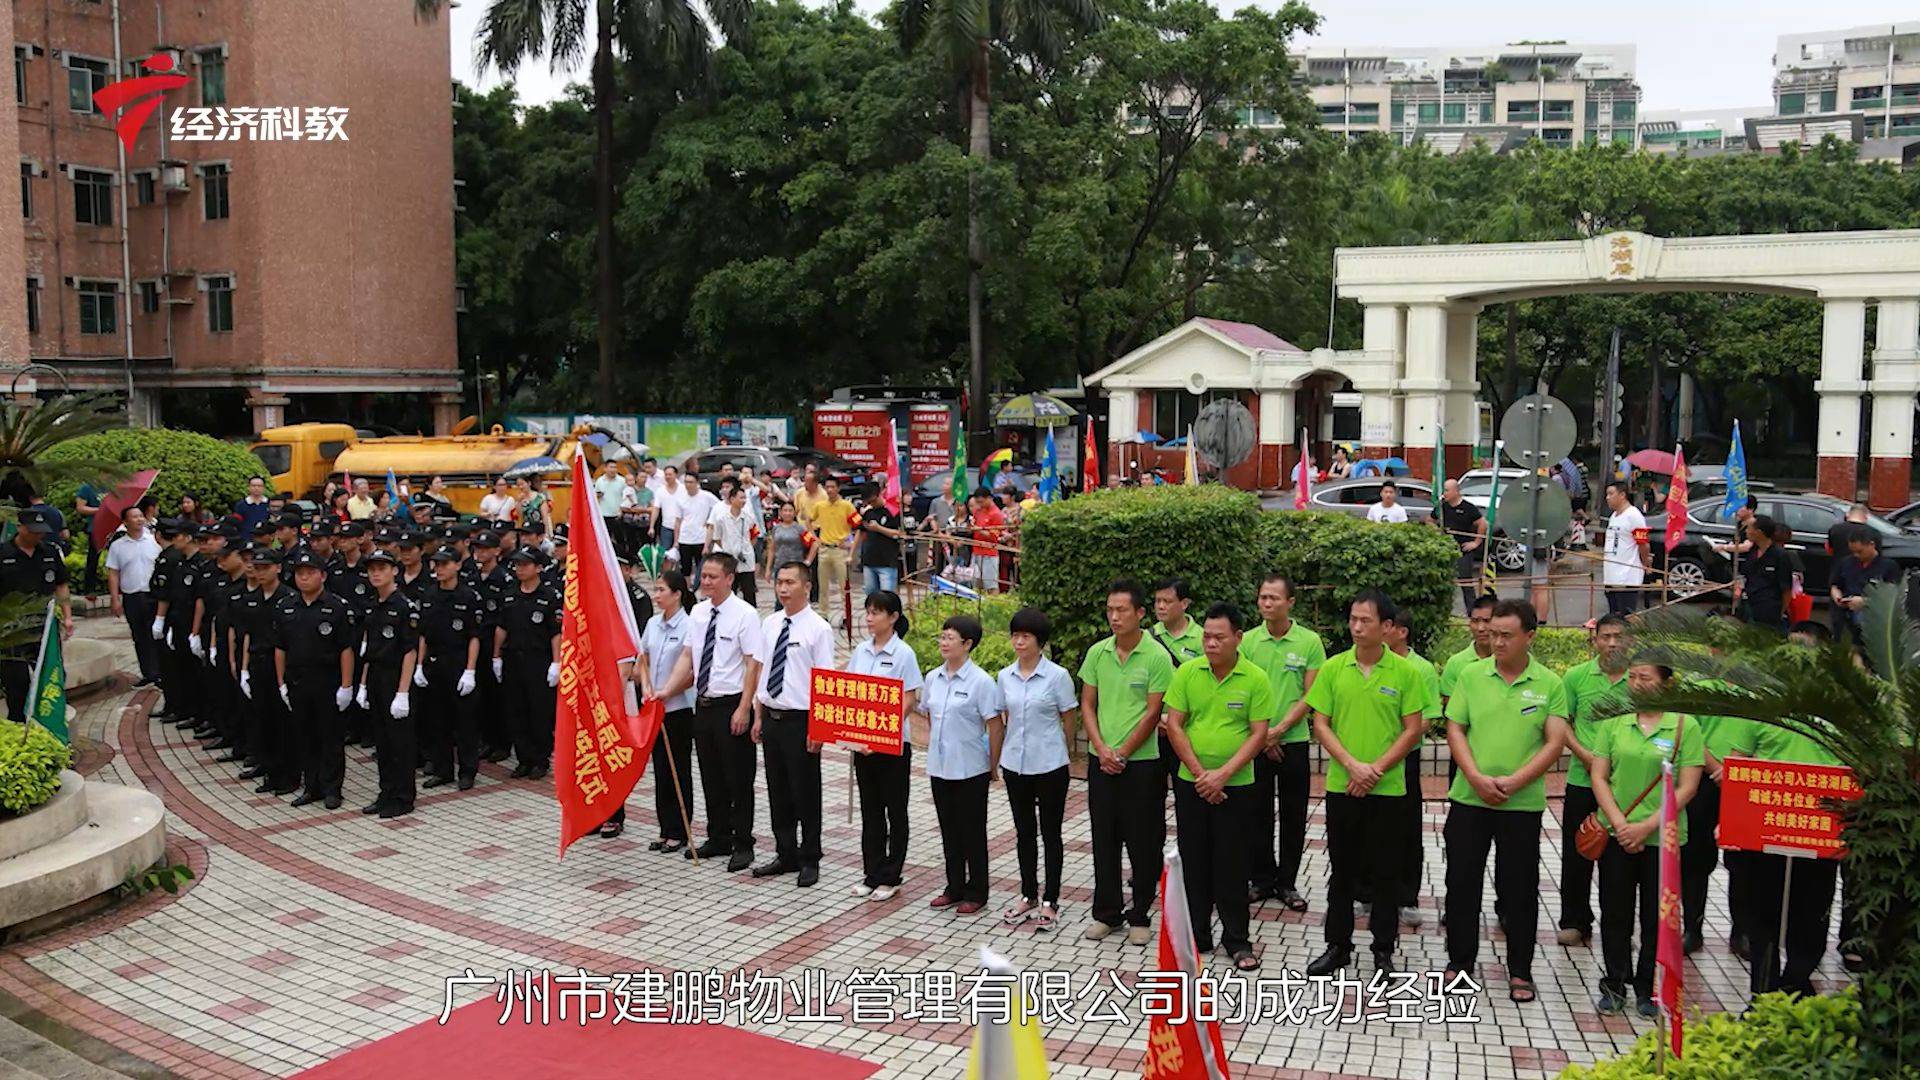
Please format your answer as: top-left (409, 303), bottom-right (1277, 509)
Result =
top-left (1082, 423), bottom-right (1099, 493)
top-left (1143, 846), bottom-right (1232, 1080)
top-left (1665, 444), bottom-right (1689, 553)
top-left (554, 452), bottom-right (651, 856)
top-left (1292, 428), bottom-right (1312, 511)
top-left (1656, 761), bottom-right (1685, 1057)
top-left (882, 417), bottom-right (903, 515)
top-left (90, 469), bottom-right (159, 549)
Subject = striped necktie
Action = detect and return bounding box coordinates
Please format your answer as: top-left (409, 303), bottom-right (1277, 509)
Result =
top-left (766, 616), bottom-right (792, 698)
top-left (697, 610), bottom-right (719, 697)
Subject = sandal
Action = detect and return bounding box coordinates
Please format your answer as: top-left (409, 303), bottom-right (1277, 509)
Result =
top-left (600, 821), bottom-right (625, 839)
top-left (1033, 904), bottom-right (1059, 933)
top-left (1509, 977), bottom-right (1537, 1003)
top-left (1001, 900), bottom-right (1037, 927)
top-left (647, 838), bottom-right (668, 851)
top-left (1231, 949), bottom-right (1260, 971)
top-left (1280, 888), bottom-right (1308, 913)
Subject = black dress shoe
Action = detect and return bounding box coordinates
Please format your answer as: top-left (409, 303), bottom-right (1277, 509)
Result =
top-left (379, 806), bottom-right (412, 819)
top-left (215, 751), bottom-right (243, 763)
top-left (687, 840), bottom-right (730, 860)
top-left (751, 858), bottom-right (797, 878)
top-left (528, 764), bottom-right (549, 780)
top-left (362, 801), bottom-right (385, 815)
top-left (1373, 950), bottom-right (1397, 976)
top-left (238, 767), bottom-right (264, 780)
top-left (457, 775), bottom-right (475, 791)
top-left (205, 738), bottom-right (233, 750)
top-left (1683, 930), bottom-right (1704, 956)
top-left (726, 850), bottom-right (755, 872)
top-left (289, 792), bottom-right (321, 807)
top-left (1731, 934), bottom-right (1751, 962)
top-left (422, 775), bottom-right (453, 789)
top-left (134, 676), bottom-right (157, 688)
top-left (1248, 882), bottom-right (1278, 903)
top-left (510, 762), bottom-right (533, 778)
top-left (1305, 945), bottom-right (1353, 977)
top-left (797, 864), bottom-right (820, 888)
top-left (269, 783), bottom-right (299, 796)
top-left (323, 794), bottom-right (342, 810)
top-left (254, 779), bottom-right (276, 793)
top-left (484, 748), bottom-right (511, 763)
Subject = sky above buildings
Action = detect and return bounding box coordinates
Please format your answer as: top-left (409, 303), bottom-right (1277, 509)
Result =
top-left (446, 0), bottom-right (1917, 112)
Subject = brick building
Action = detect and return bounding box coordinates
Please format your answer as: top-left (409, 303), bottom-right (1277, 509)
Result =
top-left (4, 0), bottom-right (461, 434)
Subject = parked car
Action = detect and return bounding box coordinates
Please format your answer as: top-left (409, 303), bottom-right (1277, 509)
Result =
top-left (1453, 468), bottom-right (1558, 571)
top-left (1682, 464), bottom-right (1775, 501)
top-left (1259, 476), bottom-right (1436, 521)
top-left (678, 446), bottom-right (871, 492)
top-left (1886, 500), bottom-right (1920, 534)
top-left (1656, 493), bottom-right (1920, 599)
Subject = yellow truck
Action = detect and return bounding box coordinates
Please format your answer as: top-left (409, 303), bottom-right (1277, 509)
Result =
top-left (249, 421), bottom-right (591, 519)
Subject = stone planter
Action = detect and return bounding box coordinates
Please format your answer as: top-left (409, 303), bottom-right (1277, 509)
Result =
top-left (0, 771), bottom-right (166, 931)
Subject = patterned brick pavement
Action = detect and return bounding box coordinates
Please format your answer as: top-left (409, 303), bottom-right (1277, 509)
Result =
top-left (0, 617), bottom-right (1853, 1080)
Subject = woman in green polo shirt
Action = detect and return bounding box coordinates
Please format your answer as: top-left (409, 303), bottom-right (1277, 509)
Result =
top-left (1587, 660), bottom-right (1704, 1017)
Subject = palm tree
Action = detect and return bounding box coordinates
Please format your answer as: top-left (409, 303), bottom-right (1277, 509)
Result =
top-left (897, 0), bottom-right (1102, 445)
top-left (0, 393), bottom-right (126, 649)
top-left (415, 0), bottom-right (750, 407)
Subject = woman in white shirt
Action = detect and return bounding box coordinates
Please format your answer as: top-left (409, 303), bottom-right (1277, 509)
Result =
top-left (845, 590), bottom-right (922, 903)
top-left (634, 569), bottom-right (699, 853)
top-left (915, 614), bottom-right (1003, 915)
top-left (479, 477), bottom-right (516, 522)
top-left (996, 607), bottom-right (1078, 931)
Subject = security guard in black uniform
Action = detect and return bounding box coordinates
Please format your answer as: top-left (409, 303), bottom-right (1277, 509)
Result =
top-left (0, 507), bottom-right (72, 724)
top-left (331, 522), bottom-right (369, 579)
top-left (417, 545), bottom-right (484, 790)
top-left (327, 523), bottom-right (376, 747)
top-left (148, 520), bottom-right (198, 728)
top-left (274, 548), bottom-right (357, 810)
top-left (162, 522), bottom-right (212, 735)
top-left (145, 518), bottom-right (185, 720)
top-left (543, 525), bottom-right (569, 591)
top-left (494, 546), bottom-right (561, 779)
top-left (306, 519), bottom-right (336, 564)
top-left (212, 538), bottom-right (256, 767)
top-left (396, 531), bottom-right (432, 600)
top-left (356, 549), bottom-right (421, 818)
top-left (195, 526), bottom-right (247, 760)
top-left (466, 530), bottom-right (514, 762)
top-left (235, 547), bottom-right (298, 793)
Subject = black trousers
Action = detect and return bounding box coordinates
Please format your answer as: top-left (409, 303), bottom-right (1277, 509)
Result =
top-left (732, 570), bottom-right (757, 606)
top-left (248, 653), bottom-right (293, 784)
top-left (1560, 783), bottom-right (1600, 933)
top-left (203, 648), bottom-right (235, 741)
top-left (930, 774), bottom-right (990, 903)
top-left (1606, 589), bottom-right (1642, 615)
top-left (420, 661), bottom-right (480, 781)
top-left (1393, 747), bottom-right (1425, 908)
top-left (0, 658), bottom-right (29, 726)
top-left (503, 651), bottom-right (553, 769)
top-left (478, 655), bottom-right (510, 753)
top-left (1324, 792), bottom-right (1408, 954)
top-left (651, 707), bottom-right (696, 842)
top-left (369, 665), bottom-right (415, 812)
top-left (854, 747), bottom-right (911, 888)
top-left (1743, 852), bottom-right (1839, 997)
top-left (1088, 761), bottom-right (1165, 927)
top-left (161, 622), bottom-right (197, 719)
top-left (692, 693), bottom-right (756, 853)
top-left (761, 707), bottom-right (821, 865)
top-left (1444, 803), bottom-right (1545, 980)
top-left (1597, 839), bottom-right (1660, 998)
top-left (1457, 551), bottom-right (1485, 610)
top-left (1251, 746), bottom-right (1310, 895)
top-left (678, 543), bottom-right (704, 576)
top-left (345, 653), bottom-right (371, 745)
top-left (1172, 778), bottom-right (1254, 955)
top-left (1004, 766), bottom-right (1068, 904)
top-left (121, 593), bottom-right (160, 682)
top-left (1682, 775), bottom-right (1721, 939)
top-left (290, 671), bottom-right (345, 798)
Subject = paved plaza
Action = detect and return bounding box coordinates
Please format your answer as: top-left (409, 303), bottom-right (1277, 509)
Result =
top-left (0, 612), bottom-right (1853, 1080)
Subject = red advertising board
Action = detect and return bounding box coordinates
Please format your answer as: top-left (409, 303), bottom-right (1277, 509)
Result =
top-left (1717, 755), bottom-right (1862, 858)
top-left (907, 404), bottom-right (953, 486)
top-left (812, 406), bottom-right (890, 472)
top-left (807, 667), bottom-right (907, 755)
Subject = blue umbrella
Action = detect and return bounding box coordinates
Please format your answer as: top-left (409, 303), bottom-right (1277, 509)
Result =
top-left (502, 455), bottom-right (566, 480)
top-left (1133, 430), bottom-right (1162, 444)
top-left (1352, 456), bottom-right (1410, 477)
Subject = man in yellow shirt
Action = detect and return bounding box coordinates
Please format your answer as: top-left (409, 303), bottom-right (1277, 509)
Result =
top-left (807, 477), bottom-right (857, 624)
top-left (345, 476), bottom-right (377, 521)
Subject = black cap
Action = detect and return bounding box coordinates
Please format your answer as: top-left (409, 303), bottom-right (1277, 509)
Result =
top-left (251, 519), bottom-right (276, 536)
top-left (250, 546), bottom-right (284, 566)
top-left (492, 519), bottom-right (517, 533)
top-left (310, 519), bottom-right (337, 538)
top-left (16, 507), bottom-right (54, 534)
top-left (471, 530), bottom-right (501, 549)
top-left (194, 523), bottom-right (222, 539)
top-left (338, 521), bottom-right (367, 539)
top-left (374, 525), bottom-right (403, 544)
top-left (428, 545), bottom-right (461, 563)
top-left (448, 521), bottom-right (474, 539)
top-left (285, 548), bottom-right (326, 571)
top-left (506, 546), bottom-right (547, 567)
top-left (270, 512), bottom-right (301, 530)
top-left (551, 524), bottom-right (569, 542)
top-left (364, 548), bottom-right (399, 567)
top-left (396, 531), bottom-right (425, 549)
top-left (521, 519), bottom-right (546, 535)
top-left (409, 498), bottom-right (435, 513)
top-left (214, 520), bottom-right (244, 539)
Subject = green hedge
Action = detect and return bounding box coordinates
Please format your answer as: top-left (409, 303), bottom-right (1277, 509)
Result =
top-left (0, 723), bottom-right (73, 815)
top-left (1561, 989), bottom-right (1875, 1079)
top-left (1430, 622), bottom-right (1592, 672)
top-left (1020, 486), bottom-right (1262, 663)
top-left (903, 593), bottom-right (1023, 675)
top-left (1257, 511), bottom-right (1460, 655)
top-left (41, 428), bottom-right (263, 521)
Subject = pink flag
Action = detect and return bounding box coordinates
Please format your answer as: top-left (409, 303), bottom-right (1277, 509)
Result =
top-left (1665, 444), bottom-right (1689, 553)
top-left (1293, 429), bottom-right (1313, 510)
top-left (1655, 760), bottom-right (1685, 1057)
top-left (882, 418), bottom-right (903, 515)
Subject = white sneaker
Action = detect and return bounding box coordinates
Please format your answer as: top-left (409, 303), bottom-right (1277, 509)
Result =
top-left (849, 882), bottom-right (874, 898)
top-left (1126, 925), bottom-right (1155, 947)
top-left (869, 885), bottom-right (898, 902)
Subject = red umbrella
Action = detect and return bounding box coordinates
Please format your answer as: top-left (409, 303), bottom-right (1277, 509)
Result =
top-left (1624, 448), bottom-right (1678, 476)
top-left (90, 469), bottom-right (160, 549)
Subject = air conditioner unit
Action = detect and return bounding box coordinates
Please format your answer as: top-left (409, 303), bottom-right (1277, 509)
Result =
top-left (160, 161), bottom-right (189, 192)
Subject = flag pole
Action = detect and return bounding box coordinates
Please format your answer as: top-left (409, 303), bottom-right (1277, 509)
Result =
top-left (656, 723), bottom-right (699, 864)
top-left (21, 598), bottom-right (54, 738)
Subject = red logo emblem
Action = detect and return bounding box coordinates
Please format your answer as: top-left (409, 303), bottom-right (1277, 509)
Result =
top-left (92, 54), bottom-right (191, 153)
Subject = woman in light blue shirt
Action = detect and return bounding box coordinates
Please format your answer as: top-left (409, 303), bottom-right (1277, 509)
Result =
top-left (846, 591), bottom-right (922, 903)
top-left (916, 614), bottom-right (1003, 914)
top-left (635, 569), bottom-right (698, 854)
top-left (997, 607), bottom-right (1077, 931)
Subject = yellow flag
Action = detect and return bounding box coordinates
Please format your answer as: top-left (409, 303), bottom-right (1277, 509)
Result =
top-left (1184, 426), bottom-right (1198, 486)
top-left (965, 947), bottom-right (1050, 1079)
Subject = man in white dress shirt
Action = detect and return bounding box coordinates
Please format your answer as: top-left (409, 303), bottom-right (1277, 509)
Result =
top-left (752, 561), bottom-right (837, 886)
top-left (661, 552), bottom-right (765, 871)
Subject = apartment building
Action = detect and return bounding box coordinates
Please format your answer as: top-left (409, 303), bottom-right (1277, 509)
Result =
top-left (1770, 21), bottom-right (1920, 140)
top-left (1299, 42), bottom-right (1642, 153)
top-left (5, 0), bottom-right (461, 435)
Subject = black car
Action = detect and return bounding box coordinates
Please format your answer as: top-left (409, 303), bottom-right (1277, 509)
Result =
top-left (1657, 493), bottom-right (1920, 599)
top-left (679, 446), bottom-right (871, 492)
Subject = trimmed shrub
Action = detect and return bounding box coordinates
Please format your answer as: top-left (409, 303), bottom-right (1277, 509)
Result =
top-left (1561, 989), bottom-right (1875, 1079)
top-left (0, 723), bottom-right (73, 815)
top-left (903, 593), bottom-right (1023, 676)
top-left (41, 428), bottom-right (264, 520)
top-left (1019, 486), bottom-right (1262, 663)
top-left (1430, 621), bottom-right (1591, 672)
top-left (1256, 511), bottom-right (1459, 655)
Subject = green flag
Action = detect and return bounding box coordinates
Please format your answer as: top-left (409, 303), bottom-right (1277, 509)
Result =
top-left (28, 600), bottom-right (67, 744)
top-left (1480, 440), bottom-right (1503, 596)
top-left (1431, 424), bottom-right (1446, 516)
top-left (950, 416), bottom-right (970, 503)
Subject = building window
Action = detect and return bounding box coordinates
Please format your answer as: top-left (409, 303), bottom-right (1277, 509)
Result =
top-left (13, 46), bottom-right (26, 105)
top-left (204, 275), bottom-right (233, 332)
top-left (134, 170), bottom-right (155, 205)
top-left (1390, 101), bottom-right (1404, 124)
top-left (18, 162), bottom-right (28, 219)
top-left (138, 280), bottom-right (161, 313)
top-left (1585, 100), bottom-right (1598, 126)
top-left (1779, 92), bottom-right (1805, 115)
top-left (1479, 101), bottom-right (1493, 123)
top-left (199, 50), bottom-right (226, 106)
top-left (1507, 101), bottom-right (1538, 122)
top-left (77, 282), bottom-right (117, 335)
top-left (1611, 128), bottom-right (1633, 144)
top-left (1152, 389), bottom-right (1239, 442)
top-left (1820, 89), bottom-right (1837, 113)
top-left (66, 56), bottom-right (109, 114)
top-left (1543, 100), bottom-right (1573, 123)
top-left (1613, 100), bottom-right (1636, 124)
top-left (199, 163), bottom-right (229, 220)
top-left (1443, 102), bottom-right (1465, 124)
top-left (1542, 128), bottom-right (1573, 145)
top-left (1416, 102), bottom-right (1438, 124)
top-left (72, 167), bottom-right (113, 226)
top-left (24, 279), bottom-right (39, 334)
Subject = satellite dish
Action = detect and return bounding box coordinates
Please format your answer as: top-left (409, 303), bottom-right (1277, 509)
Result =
top-left (1194, 398), bottom-right (1255, 470)
top-left (1186, 371), bottom-right (1209, 395)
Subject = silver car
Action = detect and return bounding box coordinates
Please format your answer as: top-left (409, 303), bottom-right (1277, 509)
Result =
top-left (1261, 476), bottom-right (1435, 521)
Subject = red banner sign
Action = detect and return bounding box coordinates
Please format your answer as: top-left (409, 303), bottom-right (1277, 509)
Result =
top-left (1717, 755), bottom-right (1862, 859)
top-left (807, 667), bottom-right (907, 755)
top-left (907, 405), bottom-right (953, 486)
top-left (812, 406), bottom-right (890, 473)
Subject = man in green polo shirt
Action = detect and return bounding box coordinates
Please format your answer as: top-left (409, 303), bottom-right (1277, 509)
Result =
top-left (1164, 601), bottom-right (1273, 970)
top-left (1303, 589), bottom-right (1428, 977)
top-left (1439, 594), bottom-right (1498, 702)
top-left (1556, 613), bottom-right (1631, 946)
top-left (1078, 578), bottom-right (1174, 945)
top-left (1150, 578), bottom-right (1203, 779)
top-left (1442, 599), bottom-right (1570, 1002)
top-left (1241, 573), bottom-right (1325, 913)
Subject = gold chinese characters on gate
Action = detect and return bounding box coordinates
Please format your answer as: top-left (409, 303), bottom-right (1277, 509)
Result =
top-left (1607, 233), bottom-right (1635, 281)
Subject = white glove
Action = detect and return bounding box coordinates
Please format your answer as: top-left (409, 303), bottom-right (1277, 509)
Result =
top-left (336, 685), bottom-right (354, 710)
top-left (390, 692), bottom-right (410, 720)
top-left (165, 629), bottom-right (175, 648)
top-left (358, 639), bottom-right (367, 657)
top-left (239, 671), bottom-right (251, 699)
top-left (546, 662), bottom-right (560, 687)
top-left (188, 634), bottom-right (204, 659)
top-left (354, 684), bottom-right (369, 710)
top-left (279, 685), bottom-right (291, 708)
top-left (150, 617), bottom-right (164, 640)
top-left (492, 658), bottom-right (503, 680)
top-left (413, 666), bottom-right (429, 689)
top-left (208, 644), bottom-right (218, 664)
top-left (457, 669), bottom-right (476, 696)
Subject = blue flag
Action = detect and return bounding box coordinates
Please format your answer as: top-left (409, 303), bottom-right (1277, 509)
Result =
top-left (1039, 428), bottom-right (1059, 504)
top-left (1721, 420), bottom-right (1749, 521)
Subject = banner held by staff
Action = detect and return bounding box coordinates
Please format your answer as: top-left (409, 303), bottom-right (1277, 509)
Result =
top-left (26, 599), bottom-right (69, 744)
top-left (1665, 444), bottom-right (1689, 553)
top-left (1082, 423), bottom-right (1099, 493)
top-left (1144, 844), bottom-right (1231, 1080)
top-left (1655, 761), bottom-right (1684, 1060)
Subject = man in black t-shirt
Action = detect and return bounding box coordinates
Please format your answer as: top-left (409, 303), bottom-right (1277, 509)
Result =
top-left (1737, 515), bottom-right (1793, 631)
top-left (857, 487), bottom-right (903, 595)
top-left (1437, 479), bottom-right (1487, 610)
top-left (1830, 531), bottom-right (1903, 642)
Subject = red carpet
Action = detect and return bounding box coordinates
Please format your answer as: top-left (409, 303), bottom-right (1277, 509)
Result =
top-left (294, 998), bottom-right (881, 1080)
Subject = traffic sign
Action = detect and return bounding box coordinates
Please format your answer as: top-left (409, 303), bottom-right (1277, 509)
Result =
top-left (1497, 473), bottom-right (1572, 550)
top-left (1500, 393), bottom-right (1576, 471)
